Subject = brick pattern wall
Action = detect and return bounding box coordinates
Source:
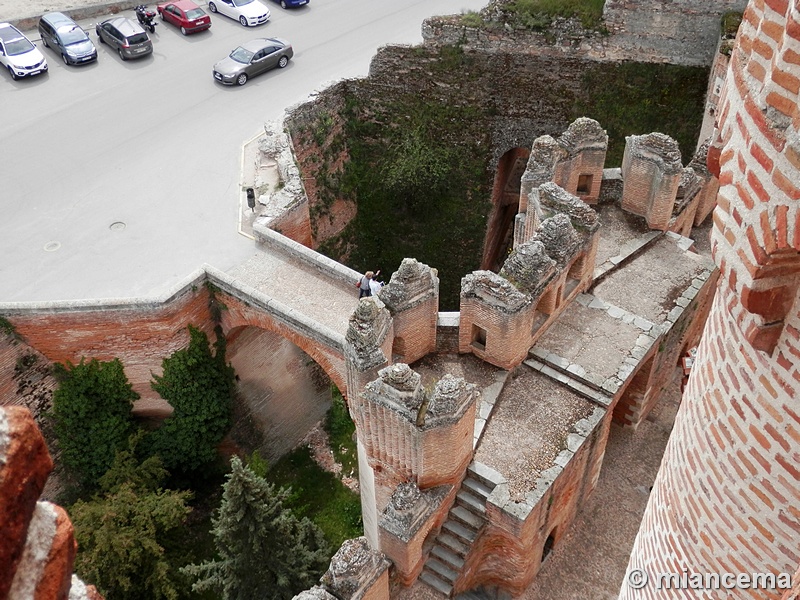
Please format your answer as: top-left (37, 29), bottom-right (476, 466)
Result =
top-left (5, 289), bottom-right (213, 415)
top-left (553, 149), bottom-right (606, 204)
top-left (268, 197), bottom-right (313, 247)
top-left (621, 136), bottom-right (683, 231)
top-left (459, 298), bottom-right (537, 370)
top-left (621, 0), bottom-right (800, 595)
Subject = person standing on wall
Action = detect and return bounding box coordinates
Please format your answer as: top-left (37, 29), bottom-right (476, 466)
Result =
top-left (357, 270), bottom-right (379, 298)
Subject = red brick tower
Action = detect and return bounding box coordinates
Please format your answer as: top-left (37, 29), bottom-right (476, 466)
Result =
top-left (620, 1), bottom-right (800, 597)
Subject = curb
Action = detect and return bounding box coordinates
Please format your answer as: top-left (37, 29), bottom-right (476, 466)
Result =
top-left (9, 1), bottom-right (140, 32)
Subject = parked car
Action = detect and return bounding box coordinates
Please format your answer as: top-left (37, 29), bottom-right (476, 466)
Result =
top-left (212, 37), bottom-right (291, 85)
top-left (95, 17), bottom-right (153, 60)
top-left (157, 0), bottom-right (211, 35)
top-left (269, 0), bottom-right (308, 8)
top-left (207, 0), bottom-right (270, 27)
top-left (0, 22), bottom-right (48, 79)
top-left (38, 12), bottom-right (97, 65)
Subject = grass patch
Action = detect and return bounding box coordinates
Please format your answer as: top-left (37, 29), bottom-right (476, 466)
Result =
top-left (461, 10), bottom-right (484, 28)
top-left (318, 87), bottom-right (492, 311)
top-left (575, 62), bottom-right (709, 165)
top-left (268, 445), bottom-right (362, 549)
top-left (504, 0), bottom-right (606, 30)
top-left (323, 388), bottom-right (358, 479)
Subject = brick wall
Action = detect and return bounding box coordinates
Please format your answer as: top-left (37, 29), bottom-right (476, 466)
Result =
top-left (3, 288), bottom-right (213, 416)
top-left (620, 0), bottom-right (800, 595)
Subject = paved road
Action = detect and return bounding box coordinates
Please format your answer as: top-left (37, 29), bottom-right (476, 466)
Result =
top-left (0, 0), bottom-right (484, 302)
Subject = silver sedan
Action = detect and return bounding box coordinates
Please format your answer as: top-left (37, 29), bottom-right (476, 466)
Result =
top-left (212, 37), bottom-right (292, 85)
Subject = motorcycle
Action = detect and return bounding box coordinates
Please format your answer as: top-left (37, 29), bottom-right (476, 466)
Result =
top-left (135, 4), bottom-right (157, 33)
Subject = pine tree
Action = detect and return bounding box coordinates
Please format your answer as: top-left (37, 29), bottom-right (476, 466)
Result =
top-left (182, 456), bottom-right (331, 600)
top-left (51, 358), bottom-right (139, 487)
top-left (149, 325), bottom-right (235, 474)
top-left (71, 437), bottom-right (192, 600)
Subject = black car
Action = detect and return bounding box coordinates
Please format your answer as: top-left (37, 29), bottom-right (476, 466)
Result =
top-left (95, 16), bottom-right (153, 60)
top-left (39, 12), bottom-right (97, 65)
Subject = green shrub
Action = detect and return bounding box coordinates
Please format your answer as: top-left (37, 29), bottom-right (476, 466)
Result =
top-left (148, 326), bottom-right (235, 475)
top-left (504, 0), bottom-right (605, 30)
top-left (51, 358), bottom-right (139, 487)
top-left (71, 439), bottom-right (192, 600)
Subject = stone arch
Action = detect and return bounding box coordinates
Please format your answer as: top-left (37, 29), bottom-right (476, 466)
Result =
top-left (482, 147), bottom-right (530, 271)
top-left (217, 291), bottom-right (348, 395)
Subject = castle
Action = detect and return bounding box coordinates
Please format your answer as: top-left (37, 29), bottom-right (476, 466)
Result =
top-left (1, 0), bottom-right (799, 598)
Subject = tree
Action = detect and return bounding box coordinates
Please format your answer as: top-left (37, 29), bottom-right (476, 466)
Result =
top-left (149, 325), bottom-right (235, 474)
top-left (182, 457), bottom-right (331, 600)
top-left (71, 437), bottom-right (192, 600)
top-left (51, 358), bottom-right (139, 486)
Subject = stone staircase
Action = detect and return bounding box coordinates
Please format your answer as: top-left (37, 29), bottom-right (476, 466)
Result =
top-left (420, 464), bottom-right (497, 597)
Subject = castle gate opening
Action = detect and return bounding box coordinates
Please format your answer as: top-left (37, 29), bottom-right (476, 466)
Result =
top-left (482, 147), bottom-right (530, 271)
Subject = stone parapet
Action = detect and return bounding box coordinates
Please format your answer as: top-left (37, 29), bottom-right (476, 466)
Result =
top-left (344, 298), bottom-right (393, 399)
top-left (378, 483), bottom-right (452, 585)
top-left (422, 0), bottom-right (746, 68)
top-left (251, 121), bottom-right (312, 246)
top-left (379, 259), bottom-right (439, 364)
top-left (356, 365), bottom-right (477, 489)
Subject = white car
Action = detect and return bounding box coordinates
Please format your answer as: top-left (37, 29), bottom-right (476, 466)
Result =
top-left (0, 23), bottom-right (48, 80)
top-left (207, 0), bottom-right (271, 26)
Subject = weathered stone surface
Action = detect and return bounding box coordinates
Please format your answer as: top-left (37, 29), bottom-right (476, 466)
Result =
top-left (520, 135), bottom-right (563, 200)
top-left (534, 214), bottom-right (581, 266)
top-left (500, 240), bottom-right (557, 296)
top-left (292, 587), bottom-right (338, 600)
top-left (379, 258), bottom-right (438, 313)
top-left (321, 537), bottom-right (390, 599)
top-left (0, 406), bottom-right (54, 600)
top-left (380, 483), bottom-right (448, 542)
top-left (626, 133), bottom-right (683, 174)
top-left (345, 297), bottom-right (392, 371)
top-left (538, 182), bottom-right (599, 231)
top-left (557, 117), bottom-right (608, 157)
top-left (427, 374), bottom-right (479, 420)
top-left (366, 364), bottom-right (424, 413)
top-left (68, 575), bottom-right (105, 600)
top-left (461, 271), bottom-right (531, 313)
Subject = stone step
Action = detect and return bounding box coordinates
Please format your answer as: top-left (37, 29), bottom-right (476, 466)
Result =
top-left (438, 532), bottom-right (470, 557)
top-left (462, 477), bottom-right (493, 499)
top-left (467, 462), bottom-right (503, 489)
top-left (451, 505), bottom-right (484, 530)
top-left (427, 558), bottom-right (459, 583)
top-left (432, 544), bottom-right (465, 570)
top-left (443, 520), bottom-right (477, 544)
top-left (456, 489), bottom-right (486, 515)
top-left (420, 570), bottom-right (453, 596)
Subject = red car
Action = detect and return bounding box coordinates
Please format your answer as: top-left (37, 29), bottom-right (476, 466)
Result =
top-left (157, 0), bottom-right (212, 35)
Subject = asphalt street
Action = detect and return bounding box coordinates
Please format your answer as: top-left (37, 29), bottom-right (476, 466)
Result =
top-left (0, 0), bottom-right (485, 302)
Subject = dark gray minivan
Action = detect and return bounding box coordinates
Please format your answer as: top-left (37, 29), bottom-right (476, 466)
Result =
top-left (95, 17), bottom-right (153, 61)
top-left (38, 12), bottom-right (97, 65)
